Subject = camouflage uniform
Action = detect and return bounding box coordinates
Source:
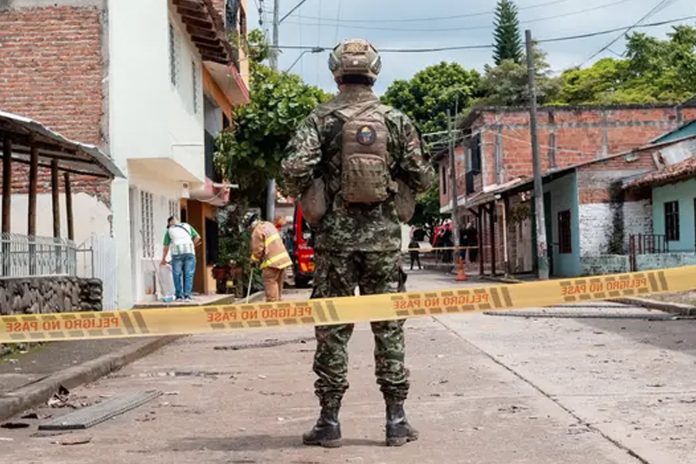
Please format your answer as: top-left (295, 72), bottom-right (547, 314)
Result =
top-left (282, 85), bottom-right (434, 408)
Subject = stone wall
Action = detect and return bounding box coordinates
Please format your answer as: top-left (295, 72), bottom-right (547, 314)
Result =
top-left (636, 253), bottom-right (696, 271)
top-left (0, 277), bottom-right (102, 316)
top-left (580, 255), bottom-right (630, 276)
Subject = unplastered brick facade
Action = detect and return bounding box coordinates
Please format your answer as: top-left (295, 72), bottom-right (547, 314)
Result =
top-left (0, 3), bottom-right (109, 202)
top-left (439, 103), bottom-right (696, 210)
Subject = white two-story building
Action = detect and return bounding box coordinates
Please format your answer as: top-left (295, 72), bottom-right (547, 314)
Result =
top-left (0, 0), bottom-right (249, 307)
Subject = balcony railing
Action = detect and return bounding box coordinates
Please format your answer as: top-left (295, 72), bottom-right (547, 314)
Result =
top-left (0, 233), bottom-right (77, 278)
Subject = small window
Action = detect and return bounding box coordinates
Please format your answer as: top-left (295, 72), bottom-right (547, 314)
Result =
top-left (558, 210), bottom-right (572, 254)
top-left (169, 23), bottom-right (179, 86)
top-left (140, 191), bottom-right (155, 258)
top-left (665, 201), bottom-right (680, 241)
top-left (191, 61), bottom-right (199, 113)
top-left (441, 165), bottom-right (447, 195)
top-left (469, 134), bottom-right (482, 173)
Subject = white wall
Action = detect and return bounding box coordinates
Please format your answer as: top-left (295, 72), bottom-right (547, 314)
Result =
top-left (108, 0), bottom-right (205, 182)
top-left (579, 203), bottom-right (614, 256)
top-left (7, 193), bottom-right (111, 245)
top-left (579, 201), bottom-right (652, 256)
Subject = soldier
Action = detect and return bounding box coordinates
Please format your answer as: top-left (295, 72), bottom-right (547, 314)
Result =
top-left (282, 38), bottom-right (434, 448)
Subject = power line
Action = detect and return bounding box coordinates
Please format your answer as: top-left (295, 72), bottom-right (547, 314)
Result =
top-left (280, 0), bottom-right (310, 23)
top-left (283, 0), bottom-right (635, 33)
top-left (580, 0), bottom-right (677, 65)
top-left (271, 14), bottom-right (696, 53)
top-left (291, 0), bottom-right (574, 23)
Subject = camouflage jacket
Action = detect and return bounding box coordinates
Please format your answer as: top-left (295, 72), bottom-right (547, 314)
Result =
top-left (282, 85), bottom-right (434, 252)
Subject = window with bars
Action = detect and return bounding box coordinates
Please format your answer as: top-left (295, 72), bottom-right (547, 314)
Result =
top-left (141, 192), bottom-right (155, 258)
top-left (191, 61), bottom-right (198, 113)
top-left (169, 200), bottom-right (178, 219)
top-left (169, 23), bottom-right (179, 86)
top-left (664, 201), bottom-right (680, 242)
top-left (558, 210), bottom-right (572, 254)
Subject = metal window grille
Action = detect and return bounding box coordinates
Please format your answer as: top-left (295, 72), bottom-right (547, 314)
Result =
top-left (169, 23), bottom-right (178, 86)
top-left (558, 210), bottom-right (572, 254)
top-left (664, 201), bottom-right (680, 242)
top-left (191, 61), bottom-right (198, 113)
top-left (169, 200), bottom-right (179, 219)
top-left (141, 191), bottom-right (154, 258)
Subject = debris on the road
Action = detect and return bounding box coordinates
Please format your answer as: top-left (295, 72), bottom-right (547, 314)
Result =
top-left (52, 436), bottom-right (92, 446)
top-left (164, 391), bottom-right (179, 396)
top-left (258, 374), bottom-right (267, 379)
top-left (0, 437), bottom-right (13, 441)
top-left (20, 412), bottom-right (39, 420)
top-left (39, 391), bottom-right (162, 431)
top-left (1, 422), bottom-right (30, 429)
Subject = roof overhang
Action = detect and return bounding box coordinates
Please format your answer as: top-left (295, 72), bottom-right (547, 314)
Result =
top-left (0, 111), bottom-right (123, 179)
top-left (173, 0), bottom-right (235, 65)
top-left (205, 60), bottom-right (250, 106)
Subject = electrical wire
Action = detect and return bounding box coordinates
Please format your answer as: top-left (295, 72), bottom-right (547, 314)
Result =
top-left (284, 0), bottom-right (636, 33)
top-left (292, 0), bottom-right (574, 23)
top-left (579, 0), bottom-right (678, 66)
top-left (266, 15), bottom-right (696, 54)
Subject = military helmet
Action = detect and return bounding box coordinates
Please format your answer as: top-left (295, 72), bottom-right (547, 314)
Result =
top-left (328, 39), bottom-right (382, 83)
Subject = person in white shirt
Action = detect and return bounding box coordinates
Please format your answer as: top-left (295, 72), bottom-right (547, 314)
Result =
top-left (161, 216), bottom-right (201, 301)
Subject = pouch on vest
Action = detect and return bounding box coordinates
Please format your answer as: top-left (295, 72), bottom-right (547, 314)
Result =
top-left (339, 103), bottom-right (393, 204)
top-left (394, 179), bottom-right (416, 223)
top-left (300, 177), bottom-right (328, 227)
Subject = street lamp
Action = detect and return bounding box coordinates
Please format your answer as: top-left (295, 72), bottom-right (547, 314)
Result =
top-left (286, 47), bottom-right (324, 72)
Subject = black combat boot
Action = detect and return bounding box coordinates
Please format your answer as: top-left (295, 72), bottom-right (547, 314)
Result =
top-left (385, 402), bottom-right (418, 447)
top-left (302, 406), bottom-right (342, 448)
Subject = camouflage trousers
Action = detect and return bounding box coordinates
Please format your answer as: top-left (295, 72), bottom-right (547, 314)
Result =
top-left (310, 249), bottom-right (409, 408)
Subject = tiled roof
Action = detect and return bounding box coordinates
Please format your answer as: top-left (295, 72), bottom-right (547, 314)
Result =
top-left (626, 157), bottom-right (696, 189)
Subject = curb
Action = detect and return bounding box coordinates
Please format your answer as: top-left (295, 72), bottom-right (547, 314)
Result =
top-left (0, 335), bottom-right (181, 422)
top-left (0, 291), bottom-right (267, 422)
top-left (611, 297), bottom-right (696, 316)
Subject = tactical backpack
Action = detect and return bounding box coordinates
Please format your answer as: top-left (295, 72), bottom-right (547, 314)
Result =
top-left (336, 102), bottom-right (395, 204)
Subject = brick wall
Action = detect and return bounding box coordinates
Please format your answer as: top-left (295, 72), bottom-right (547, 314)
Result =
top-left (0, 5), bottom-right (109, 202)
top-left (448, 104), bottom-right (696, 210)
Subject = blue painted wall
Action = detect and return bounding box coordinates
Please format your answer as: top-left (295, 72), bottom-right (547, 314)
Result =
top-left (543, 172), bottom-right (581, 277)
top-left (652, 178), bottom-right (696, 252)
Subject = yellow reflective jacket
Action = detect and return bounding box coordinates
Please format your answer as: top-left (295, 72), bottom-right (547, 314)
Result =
top-left (250, 221), bottom-right (292, 270)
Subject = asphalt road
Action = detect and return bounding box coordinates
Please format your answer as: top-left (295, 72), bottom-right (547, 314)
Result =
top-left (2, 269), bottom-right (695, 464)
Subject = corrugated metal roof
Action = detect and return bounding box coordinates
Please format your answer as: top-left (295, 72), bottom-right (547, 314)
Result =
top-left (653, 120), bottom-right (696, 145)
top-left (0, 110), bottom-right (123, 178)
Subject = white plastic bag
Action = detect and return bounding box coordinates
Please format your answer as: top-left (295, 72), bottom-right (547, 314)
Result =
top-left (158, 264), bottom-right (176, 302)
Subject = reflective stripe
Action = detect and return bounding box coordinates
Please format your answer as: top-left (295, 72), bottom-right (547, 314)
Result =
top-left (261, 252), bottom-right (292, 269)
top-left (265, 233), bottom-right (281, 247)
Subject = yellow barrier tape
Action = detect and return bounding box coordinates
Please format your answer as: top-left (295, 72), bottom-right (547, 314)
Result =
top-left (1, 266), bottom-right (694, 344)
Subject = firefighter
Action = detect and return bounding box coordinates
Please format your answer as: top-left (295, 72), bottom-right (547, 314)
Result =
top-left (245, 213), bottom-right (292, 302)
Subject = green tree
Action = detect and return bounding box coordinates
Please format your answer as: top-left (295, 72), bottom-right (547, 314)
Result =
top-left (410, 184), bottom-right (446, 239)
top-left (493, 0), bottom-right (523, 65)
top-left (214, 30), bottom-right (329, 208)
top-left (382, 62), bottom-right (481, 135)
top-left (477, 45), bottom-right (559, 106)
top-left (556, 26), bottom-right (696, 104)
top-left (213, 30), bottom-right (328, 282)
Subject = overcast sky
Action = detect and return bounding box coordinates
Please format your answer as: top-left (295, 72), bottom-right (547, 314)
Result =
top-left (247, 0), bottom-right (695, 94)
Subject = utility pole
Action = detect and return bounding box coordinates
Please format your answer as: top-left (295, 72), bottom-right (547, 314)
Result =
top-left (525, 29), bottom-right (549, 280)
top-left (265, 0), bottom-right (280, 220)
top-left (447, 108), bottom-right (460, 260)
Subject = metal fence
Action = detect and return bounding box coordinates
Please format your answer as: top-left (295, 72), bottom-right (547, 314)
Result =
top-left (76, 235), bottom-right (118, 310)
top-left (0, 233), bottom-right (77, 278)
